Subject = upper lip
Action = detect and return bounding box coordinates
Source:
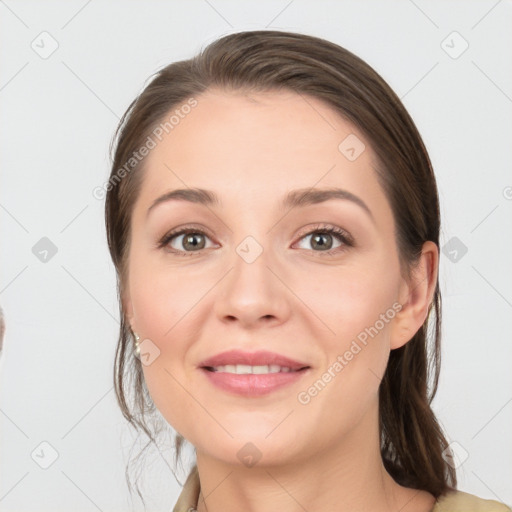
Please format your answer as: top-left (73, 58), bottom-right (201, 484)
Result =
top-left (199, 350), bottom-right (310, 371)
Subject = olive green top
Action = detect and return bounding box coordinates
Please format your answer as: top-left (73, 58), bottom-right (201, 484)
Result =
top-left (172, 465), bottom-right (512, 512)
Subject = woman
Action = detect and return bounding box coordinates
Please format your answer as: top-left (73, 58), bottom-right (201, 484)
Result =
top-left (104, 30), bottom-right (511, 512)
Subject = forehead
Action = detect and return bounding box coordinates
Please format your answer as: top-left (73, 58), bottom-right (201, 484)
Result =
top-left (155, 88), bottom-right (356, 162)
top-left (135, 88), bottom-right (390, 222)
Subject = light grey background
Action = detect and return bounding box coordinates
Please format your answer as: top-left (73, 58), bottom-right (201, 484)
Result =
top-left (1, 0), bottom-right (511, 510)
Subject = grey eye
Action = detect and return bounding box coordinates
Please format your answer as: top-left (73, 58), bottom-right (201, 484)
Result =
top-left (297, 231), bottom-right (343, 251)
top-left (169, 231), bottom-right (212, 252)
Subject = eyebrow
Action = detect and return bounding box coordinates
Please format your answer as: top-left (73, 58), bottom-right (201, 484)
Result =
top-left (146, 187), bottom-right (374, 223)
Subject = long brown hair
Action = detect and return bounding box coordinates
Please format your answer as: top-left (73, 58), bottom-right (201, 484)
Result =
top-left (105, 29), bottom-right (457, 502)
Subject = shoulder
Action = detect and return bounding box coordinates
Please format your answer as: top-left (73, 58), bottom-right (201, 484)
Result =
top-left (433, 490), bottom-right (512, 512)
top-left (172, 465), bottom-right (200, 512)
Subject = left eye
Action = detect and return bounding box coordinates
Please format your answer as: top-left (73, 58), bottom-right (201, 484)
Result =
top-left (294, 226), bottom-right (352, 253)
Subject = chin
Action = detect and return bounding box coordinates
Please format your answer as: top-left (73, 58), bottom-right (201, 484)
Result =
top-left (196, 429), bottom-right (307, 469)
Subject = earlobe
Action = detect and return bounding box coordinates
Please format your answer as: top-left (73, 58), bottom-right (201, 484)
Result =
top-left (122, 291), bottom-right (135, 331)
top-left (390, 241), bottom-right (439, 350)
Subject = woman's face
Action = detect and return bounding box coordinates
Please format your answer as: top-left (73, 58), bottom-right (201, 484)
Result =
top-left (124, 89), bottom-right (415, 467)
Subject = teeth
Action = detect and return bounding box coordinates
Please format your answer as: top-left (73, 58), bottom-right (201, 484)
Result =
top-left (211, 364), bottom-right (294, 374)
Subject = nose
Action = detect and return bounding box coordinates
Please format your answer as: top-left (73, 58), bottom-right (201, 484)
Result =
top-left (213, 241), bottom-right (291, 329)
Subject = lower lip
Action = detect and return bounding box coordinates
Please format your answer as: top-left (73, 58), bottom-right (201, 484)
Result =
top-left (200, 367), bottom-right (309, 397)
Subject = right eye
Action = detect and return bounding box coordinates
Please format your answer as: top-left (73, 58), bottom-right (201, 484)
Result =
top-left (158, 227), bottom-right (216, 256)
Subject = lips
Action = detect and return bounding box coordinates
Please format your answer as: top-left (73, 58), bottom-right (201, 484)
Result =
top-left (198, 349), bottom-right (310, 372)
top-left (198, 349), bottom-right (311, 396)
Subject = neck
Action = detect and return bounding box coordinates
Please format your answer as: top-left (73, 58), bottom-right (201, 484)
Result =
top-left (194, 401), bottom-right (436, 512)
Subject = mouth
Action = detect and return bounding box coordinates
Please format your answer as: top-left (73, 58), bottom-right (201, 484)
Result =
top-left (198, 349), bottom-right (311, 397)
top-left (198, 349), bottom-right (310, 371)
top-left (203, 364), bottom-right (309, 374)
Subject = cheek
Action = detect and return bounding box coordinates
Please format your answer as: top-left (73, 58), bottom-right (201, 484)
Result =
top-left (126, 257), bottom-right (187, 420)
top-left (299, 262), bottom-right (399, 396)
top-left (298, 259), bottom-right (398, 346)
top-left (128, 251), bottom-right (206, 341)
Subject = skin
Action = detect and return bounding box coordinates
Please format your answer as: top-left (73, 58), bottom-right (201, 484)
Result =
top-left (123, 89), bottom-right (439, 512)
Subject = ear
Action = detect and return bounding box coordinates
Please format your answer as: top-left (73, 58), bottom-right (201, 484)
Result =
top-left (390, 241), bottom-right (439, 350)
top-left (122, 288), bottom-right (135, 332)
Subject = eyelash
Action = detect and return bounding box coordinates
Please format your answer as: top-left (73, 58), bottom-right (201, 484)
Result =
top-left (157, 223), bottom-right (354, 257)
